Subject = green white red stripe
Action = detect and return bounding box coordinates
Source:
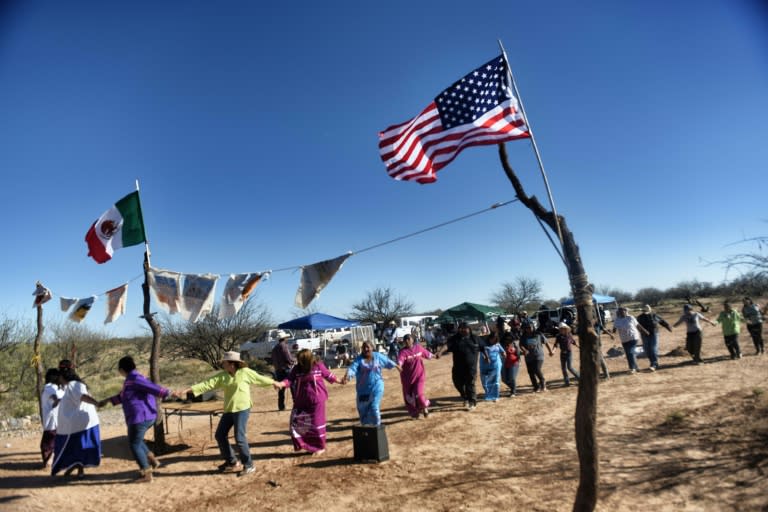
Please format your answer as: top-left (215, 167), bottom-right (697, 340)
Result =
top-left (85, 191), bottom-right (146, 263)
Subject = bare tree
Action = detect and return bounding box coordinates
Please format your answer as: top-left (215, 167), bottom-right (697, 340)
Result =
top-left (47, 322), bottom-right (111, 379)
top-left (349, 287), bottom-right (415, 325)
top-left (490, 276), bottom-right (542, 313)
top-left (0, 316), bottom-right (33, 395)
top-left (634, 287), bottom-right (665, 306)
top-left (719, 235), bottom-right (768, 277)
top-left (498, 143), bottom-right (599, 512)
top-left (161, 300), bottom-right (272, 369)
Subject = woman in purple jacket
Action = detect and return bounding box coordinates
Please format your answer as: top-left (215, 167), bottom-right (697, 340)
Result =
top-left (99, 356), bottom-right (172, 482)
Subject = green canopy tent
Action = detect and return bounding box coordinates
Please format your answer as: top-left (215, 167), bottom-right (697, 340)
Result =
top-left (434, 302), bottom-right (506, 324)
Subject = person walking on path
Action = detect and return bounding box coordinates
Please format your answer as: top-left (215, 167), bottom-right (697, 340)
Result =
top-left (715, 301), bottom-right (745, 359)
top-left (636, 305), bottom-right (672, 370)
top-left (271, 333), bottom-right (296, 411)
top-left (438, 322), bottom-right (482, 410)
top-left (40, 368), bottom-right (64, 469)
top-left (98, 356), bottom-right (172, 482)
top-left (742, 297), bottom-right (765, 355)
top-left (341, 341), bottom-right (400, 425)
top-left (501, 336), bottom-right (521, 396)
top-left (613, 307), bottom-right (650, 373)
top-left (553, 323), bottom-right (580, 386)
top-left (479, 331), bottom-right (504, 401)
top-left (519, 323), bottom-right (553, 392)
top-left (274, 349), bottom-right (340, 455)
top-left (673, 304), bottom-right (716, 364)
top-left (397, 334), bottom-right (433, 418)
top-left (51, 367), bottom-right (101, 479)
top-left (177, 351), bottom-right (275, 476)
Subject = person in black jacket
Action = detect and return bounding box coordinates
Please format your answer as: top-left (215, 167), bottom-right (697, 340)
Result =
top-left (636, 305), bottom-right (672, 371)
top-left (438, 322), bottom-right (481, 411)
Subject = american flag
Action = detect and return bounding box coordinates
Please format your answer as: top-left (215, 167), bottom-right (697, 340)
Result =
top-left (378, 55), bottom-right (530, 184)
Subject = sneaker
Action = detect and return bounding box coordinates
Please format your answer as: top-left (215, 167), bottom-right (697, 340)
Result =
top-left (468, 403), bottom-right (476, 411)
top-left (218, 462), bottom-right (242, 473)
top-left (239, 465), bottom-right (255, 476)
top-left (648, 366), bottom-right (656, 372)
top-left (738, 353), bottom-right (743, 359)
top-left (422, 408), bottom-right (429, 418)
top-left (463, 401), bottom-right (470, 410)
top-left (630, 369), bottom-right (637, 374)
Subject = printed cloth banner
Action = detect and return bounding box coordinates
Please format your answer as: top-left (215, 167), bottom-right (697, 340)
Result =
top-left (104, 284), bottom-right (128, 324)
top-left (32, 282), bottom-right (52, 307)
top-left (294, 253), bottom-right (351, 309)
top-left (219, 272), bottom-right (268, 319)
top-left (148, 267), bottom-right (182, 314)
top-left (69, 297), bottom-right (96, 323)
top-left (60, 297), bottom-right (78, 312)
top-left (180, 273), bottom-right (219, 322)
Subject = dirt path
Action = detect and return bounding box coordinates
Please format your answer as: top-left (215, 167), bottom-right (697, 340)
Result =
top-left (1, 328), bottom-right (766, 512)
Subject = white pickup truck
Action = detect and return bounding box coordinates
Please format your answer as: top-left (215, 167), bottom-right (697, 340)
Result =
top-left (240, 329), bottom-right (321, 362)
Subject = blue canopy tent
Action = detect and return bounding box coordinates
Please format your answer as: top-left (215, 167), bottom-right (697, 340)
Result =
top-left (278, 313), bottom-right (360, 359)
top-left (278, 313), bottom-right (359, 330)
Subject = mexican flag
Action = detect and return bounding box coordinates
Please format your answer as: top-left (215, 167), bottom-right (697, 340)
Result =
top-left (85, 191), bottom-right (146, 263)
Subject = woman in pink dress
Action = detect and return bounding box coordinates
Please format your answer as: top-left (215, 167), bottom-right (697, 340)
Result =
top-left (275, 349), bottom-right (340, 455)
top-left (397, 334), bottom-right (433, 418)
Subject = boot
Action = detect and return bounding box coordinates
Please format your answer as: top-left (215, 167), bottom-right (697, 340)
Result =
top-left (147, 452), bottom-right (161, 470)
top-left (137, 468), bottom-right (153, 483)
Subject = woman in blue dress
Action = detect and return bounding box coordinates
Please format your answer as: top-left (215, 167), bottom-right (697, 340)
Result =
top-left (341, 341), bottom-right (400, 425)
top-left (480, 331), bottom-right (504, 401)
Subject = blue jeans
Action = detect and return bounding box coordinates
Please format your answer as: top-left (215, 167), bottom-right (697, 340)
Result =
top-left (622, 340), bottom-right (638, 371)
top-left (641, 332), bottom-right (660, 368)
top-left (501, 364), bottom-right (519, 395)
top-left (215, 409), bottom-right (252, 468)
top-left (559, 352), bottom-right (580, 383)
top-left (128, 419), bottom-right (155, 470)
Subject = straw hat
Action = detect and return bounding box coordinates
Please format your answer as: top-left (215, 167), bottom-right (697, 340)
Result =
top-left (220, 351), bottom-right (243, 363)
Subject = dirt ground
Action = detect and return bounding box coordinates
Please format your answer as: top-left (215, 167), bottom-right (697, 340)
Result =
top-left (1, 323), bottom-right (767, 512)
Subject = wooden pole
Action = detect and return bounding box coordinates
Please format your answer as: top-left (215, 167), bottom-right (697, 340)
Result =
top-left (33, 304), bottom-right (44, 419)
top-left (498, 143), bottom-right (599, 512)
top-left (134, 180), bottom-right (167, 450)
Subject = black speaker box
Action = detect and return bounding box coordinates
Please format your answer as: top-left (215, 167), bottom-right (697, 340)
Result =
top-left (352, 425), bottom-right (389, 462)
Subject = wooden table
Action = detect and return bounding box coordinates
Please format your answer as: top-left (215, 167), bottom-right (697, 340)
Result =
top-left (161, 401), bottom-right (225, 440)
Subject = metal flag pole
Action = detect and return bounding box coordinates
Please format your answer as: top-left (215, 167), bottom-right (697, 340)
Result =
top-left (497, 39), bottom-right (566, 253)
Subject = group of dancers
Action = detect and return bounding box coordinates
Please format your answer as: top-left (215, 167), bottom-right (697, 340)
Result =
top-left (38, 332), bottom-right (434, 482)
top-left (39, 297), bottom-right (764, 481)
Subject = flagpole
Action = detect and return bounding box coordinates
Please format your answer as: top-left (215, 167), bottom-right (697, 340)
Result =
top-left (497, 40), bottom-right (566, 254)
top-left (135, 178), bottom-right (166, 448)
top-left (135, 179), bottom-right (151, 267)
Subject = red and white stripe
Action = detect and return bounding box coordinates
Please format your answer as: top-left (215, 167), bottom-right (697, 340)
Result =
top-left (378, 98), bottom-right (530, 184)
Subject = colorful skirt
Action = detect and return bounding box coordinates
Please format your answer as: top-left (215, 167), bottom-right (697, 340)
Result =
top-left (51, 425), bottom-right (101, 476)
top-left (290, 402), bottom-right (327, 453)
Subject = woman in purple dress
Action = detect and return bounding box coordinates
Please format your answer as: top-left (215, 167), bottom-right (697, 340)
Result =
top-left (274, 349), bottom-right (340, 455)
top-left (397, 334), bottom-right (433, 418)
top-left (98, 356), bottom-right (172, 482)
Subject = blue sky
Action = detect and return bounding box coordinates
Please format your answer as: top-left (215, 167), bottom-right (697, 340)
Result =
top-left (2, 1), bottom-right (767, 338)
